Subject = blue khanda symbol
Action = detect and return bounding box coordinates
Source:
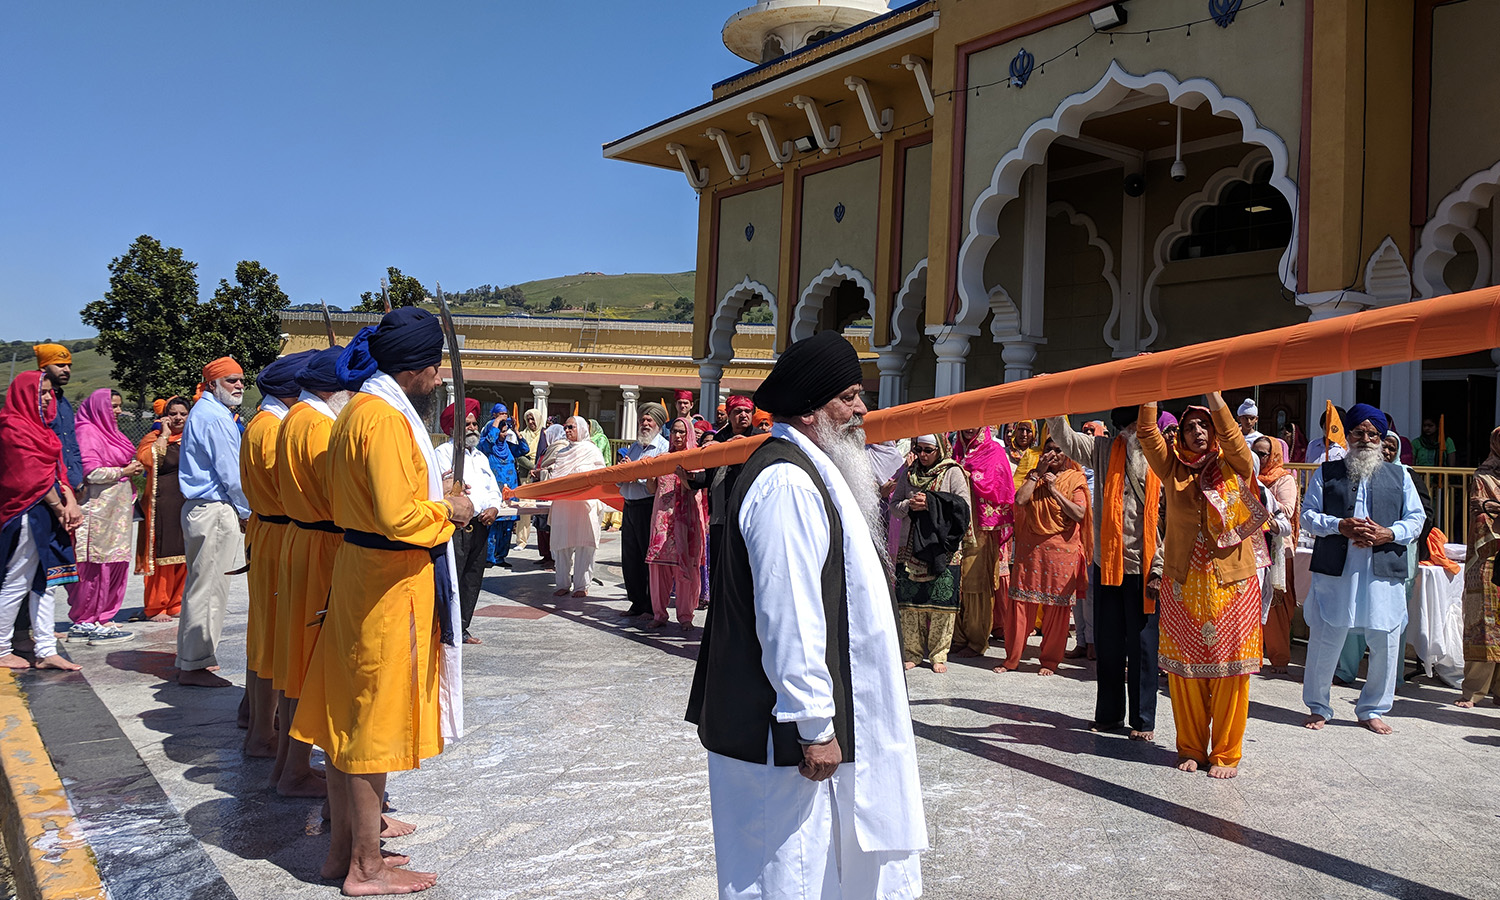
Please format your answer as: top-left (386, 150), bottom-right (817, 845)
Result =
top-left (745, 223), bottom-right (755, 242)
top-left (1210, 0), bottom-right (1242, 28)
top-left (834, 202), bottom-right (846, 223)
top-left (1009, 48), bottom-right (1034, 88)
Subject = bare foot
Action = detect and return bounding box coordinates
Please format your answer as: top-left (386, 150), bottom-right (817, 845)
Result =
top-left (180, 669), bottom-right (232, 687)
top-left (932, 663), bottom-right (947, 674)
top-left (1455, 699), bottom-right (1476, 708)
top-left (571, 590), bottom-right (587, 598)
top-left (321, 851), bottom-right (412, 879)
top-left (278, 770), bottom-right (330, 798)
top-left (551, 589), bottom-right (569, 597)
top-left (1269, 666), bottom-right (1289, 674)
top-left (244, 740), bottom-right (277, 759)
top-left (1176, 758), bottom-right (1199, 772)
top-left (380, 815), bottom-right (416, 839)
top-left (1038, 667), bottom-right (1055, 677)
top-left (903, 661), bottom-right (916, 670)
top-left (1303, 714), bottom-right (1327, 730)
top-left (1129, 730), bottom-right (1155, 742)
top-left (148, 613), bottom-right (175, 623)
top-left (343, 865), bottom-right (436, 896)
top-left (0, 654), bottom-right (31, 670)
top-left (1359, 717), bottom-right (1394, 735)
top-left (1208, 764), bottom-right (1238, 779)
top-left (991, 665), bottom-right (1011, 674)
top-left (35, 655), bottom-right (81, 671)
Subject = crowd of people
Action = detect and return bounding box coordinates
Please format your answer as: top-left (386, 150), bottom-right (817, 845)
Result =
top-left (1, 320), bottom-right (1498, 897)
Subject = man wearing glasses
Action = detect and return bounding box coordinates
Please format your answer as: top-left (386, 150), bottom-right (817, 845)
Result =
top-left (176, 357), bottom-right (252, 687)
top-left (1300, 404), bottom-right (1425, 735)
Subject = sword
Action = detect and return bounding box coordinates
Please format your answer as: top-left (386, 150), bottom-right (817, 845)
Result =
top-left (434, 282), bottom-right (465, 493)
top-left (380, 277), bottom-right (392, 313)
top-left (319, 299), bottom-right (337, 347)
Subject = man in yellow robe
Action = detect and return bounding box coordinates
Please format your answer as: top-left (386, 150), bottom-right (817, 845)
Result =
top-left (268, 345), bottom-right (346, 799)
top-left (291, 309), bottom-right (473, 895)
top-left (239, 352), bottom-right (313, 760)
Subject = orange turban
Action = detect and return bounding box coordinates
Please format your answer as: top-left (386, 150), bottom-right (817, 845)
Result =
top-left (752, 408), bottom-right (772, 428)
top-left (201, 357), bottom-right (243, 386)
top-left (152, 399), bottom-right (167, 417)
top-left (33, 343), bottom-right (71, 368)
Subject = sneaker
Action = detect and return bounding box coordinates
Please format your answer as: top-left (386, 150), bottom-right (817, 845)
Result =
top-left (65, 623), bottom-right (98, 643)
top-left (88, 625), bottom-right (135, 646)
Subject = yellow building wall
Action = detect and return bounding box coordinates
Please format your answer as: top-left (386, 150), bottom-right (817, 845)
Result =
top-left (1035, 213), bottom-right (1114, 375)
top-left (1427, 0), bottom-right (1500, 217)
top-left (900, 141), bottom-right (933, 280)
top-left (798, 156), bottom-right (882, 297)
top-left (715, 182), bottom-right (784, 303)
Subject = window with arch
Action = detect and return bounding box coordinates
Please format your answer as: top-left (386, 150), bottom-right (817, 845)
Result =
top-left (760, 34), bottom-right (785, 63)
top-left (804, 28), bottom-right (838, 47)
top-left (1170, 161), bottom-right (1293, 260)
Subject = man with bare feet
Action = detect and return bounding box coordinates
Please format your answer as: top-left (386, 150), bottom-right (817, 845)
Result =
top-left (291, 308), bottom-right (473, 896)
top-left (1139, 394), bottom-right (1263, 779)
top-left (1300, 405), bottom-right (1425, 736)
top-left (0, 371), bottom-right (83, 672)
top-left (177, 357), bottom-right (251, 688)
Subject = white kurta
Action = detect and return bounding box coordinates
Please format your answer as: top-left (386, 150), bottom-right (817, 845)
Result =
top-left (707, 423), bottom-right (926, 900)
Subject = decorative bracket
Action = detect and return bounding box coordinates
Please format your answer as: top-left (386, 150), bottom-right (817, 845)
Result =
top-left (747, 112), bottom-right (794, 168)
top-left (843, 76), bottom-right (894, 138)
top-left (704, 127), bottom-right (751, 180)
top-left (792, 95), bottom-right (841, 153)
top-left (902, 55), bottom-right (936, 117)
top-left (665, 142), bottom-right (709, 191)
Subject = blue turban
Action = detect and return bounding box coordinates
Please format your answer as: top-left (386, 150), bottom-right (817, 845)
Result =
top-left (256, 349), bottom-right (318, 400)
top-left (296, 344), bottom-right (345, 393)
top-left (337, 307), bottom-right (445, 390)
top-left (1345, 403), bottom-right (1387, 437)
top-left (490, 402), bottom-right (505, 416)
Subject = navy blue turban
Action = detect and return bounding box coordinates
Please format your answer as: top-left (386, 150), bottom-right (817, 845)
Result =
top-left (296, 344), bottom-right (345, 393)
top-left (256, 349), bottom-right (318, 400)
top-left (337, 307), bottom-right (445, 390)
top-left (1345, 403), bottom-right (1388, 437)
top-left (754, 330), bottom-right (865, 417)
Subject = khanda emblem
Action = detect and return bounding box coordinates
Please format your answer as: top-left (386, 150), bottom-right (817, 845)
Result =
top-left (1009, 48), bottom-right (1035, 88)
top-left (1210, 0), bottom-right (1243, 28)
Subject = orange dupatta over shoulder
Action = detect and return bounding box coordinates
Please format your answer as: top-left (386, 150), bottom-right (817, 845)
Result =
top-left (1100, 435), bottom-right (1161, 613)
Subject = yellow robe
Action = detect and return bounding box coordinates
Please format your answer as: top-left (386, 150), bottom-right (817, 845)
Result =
top-left (290, 393), bottom-right (455, 774)
top-left (240, 409), bottom-right (287, 680)
top-left (273, 401), bottom-right (340, 699)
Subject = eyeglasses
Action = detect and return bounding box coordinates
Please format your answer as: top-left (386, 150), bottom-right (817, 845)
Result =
top-left (221, 376), bottom-right (245, 385)
top-left (915, 446), bottom-right (939, 454)
top-left (1348, 428), bottom-right (1381, 441)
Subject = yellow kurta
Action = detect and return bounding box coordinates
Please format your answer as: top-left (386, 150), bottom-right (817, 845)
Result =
top-left (272, 401), bottom-right (340, 698)
top-left (289, 393), bottom-right (455, 774)
top-left (240, 409), bottom-right (287, 680)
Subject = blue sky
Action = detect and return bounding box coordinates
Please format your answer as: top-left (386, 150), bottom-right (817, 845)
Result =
top-left (1, 2), bottom-right (753, 339)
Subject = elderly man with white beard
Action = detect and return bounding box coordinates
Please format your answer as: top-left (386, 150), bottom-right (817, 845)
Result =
top-left (617, 402), bottom-right (670, 620)
top-left (687, 330), bottom-right (926, 900)
top-left (1301, 403), bottom-right (1425, 735)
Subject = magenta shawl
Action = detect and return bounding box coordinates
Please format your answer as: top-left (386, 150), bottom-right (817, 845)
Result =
top-left (954, 426), bottom-right (1016, 539)
top-left (76, 389), bottom-right (137, 473)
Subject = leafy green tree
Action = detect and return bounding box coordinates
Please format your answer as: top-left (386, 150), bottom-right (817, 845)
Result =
top-left (671, 296), bottom-right (694, 321)
top-left (548, 296), bottom-right (565, 311)
top-left (81, 235), bottom-right (202, 405)
top-left (355, 267), bottom-right (430, 312)
top-left (741, 302), bottom-right (773, 324)
top-left (198, 260), bottom-right (291, 378)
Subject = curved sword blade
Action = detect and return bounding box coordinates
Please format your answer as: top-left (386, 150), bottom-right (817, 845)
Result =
top-left (434, 283), bottom-right (465, 488)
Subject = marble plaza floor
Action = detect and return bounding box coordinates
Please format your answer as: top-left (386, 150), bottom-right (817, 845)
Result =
top-left (21, 530), bottom-right (1500, 900)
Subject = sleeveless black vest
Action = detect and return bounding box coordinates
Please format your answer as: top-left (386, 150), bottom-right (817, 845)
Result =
top-left (1309, 458), bottom-right (1409, 580)
top-left (685, 438), bottom-right (854, 767)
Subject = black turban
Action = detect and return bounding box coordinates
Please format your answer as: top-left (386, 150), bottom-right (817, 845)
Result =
top-left (296, 344), bottom-right (345, 393)
top-left (1111, 405), bottom-right (1139, 429)
top-left (754, 330), bottom-right (865, 416)
top-left (369, 307), bottom-right (444, 374)
top-left (256, 349), bottom-right (318, 401)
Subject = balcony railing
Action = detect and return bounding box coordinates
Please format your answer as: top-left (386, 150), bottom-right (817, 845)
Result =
top-left (1286, 463), bottom-right (1477, 546)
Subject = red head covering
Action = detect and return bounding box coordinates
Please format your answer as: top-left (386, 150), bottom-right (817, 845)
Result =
top-left (673, 389), bottom-right (694, 402)
top-left (440, 397), bottom-right (482, 435)
top-left (725, 394), bottom-right (754, 413)
top-left (76, 388), bottom-right (138, 472)
top-left (0, 371), bottom-right (65, 526)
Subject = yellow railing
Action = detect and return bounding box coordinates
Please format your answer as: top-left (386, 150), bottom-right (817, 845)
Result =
top-left (1286, 463), bottom-right (1476, 546)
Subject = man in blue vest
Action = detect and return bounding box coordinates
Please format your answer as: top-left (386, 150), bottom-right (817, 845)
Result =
top-left (1300, 403), bottom-right (1425, 735)
top-left (34, 344), bottom-right (84, 491)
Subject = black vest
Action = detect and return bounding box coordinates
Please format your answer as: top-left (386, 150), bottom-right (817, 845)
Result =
top-left (1309, 458), bottom-right (1409, 580)
top-left (685, 438), bottom-right (854, 767)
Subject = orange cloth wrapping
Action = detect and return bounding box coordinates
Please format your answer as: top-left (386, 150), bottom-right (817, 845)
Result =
top-left (510, 287), bottom-right (1500, 502)
top-left (273, 401), bottom-right (340, 698)
top-left (1324, 401), bottom-right (1346, 450)
top-left (1423, 527), bottom-right (1461, 576)
top-left (202, 356), bottom-right (243, 384)
top-left (1100, 435), bottom-right (1162, 614)
top-left (241, 409), bottom-right (287, 680)
top-left (33, 343), bottom-right (71, 367)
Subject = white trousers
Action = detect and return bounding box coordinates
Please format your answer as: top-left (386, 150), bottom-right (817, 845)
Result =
top-left (1304, 617), bottom-right (1404, 722)
top-left (178, 500), bottom-right (244, 670)
top-left (0, 516), bottom-right (58, 658)
top-left (555, 546), bottom-right (595, 592)
top-left (706, 752), bottom-right (922, 900)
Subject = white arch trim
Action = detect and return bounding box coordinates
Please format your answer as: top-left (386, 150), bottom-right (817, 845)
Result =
top-left (1140, 148), bottom-right (1271, 348)
top-left (1413, 159), bottom-right (1500, 298)
top-left (955, 61), bottom-right (1298, 329)
top-left (1363, 236), bottom-right (1413, 306)
top-left (1044, 201), bottom-right (1121, 350)
top-left (708, 276), bottom-right (777, 364)
top-left (790, 260), bottom-right (875, 343)
top-left (884, 258), bottom-right (928, 353)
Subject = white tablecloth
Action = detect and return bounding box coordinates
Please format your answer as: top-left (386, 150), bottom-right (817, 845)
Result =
top-left (1407, 565), bottom-right (1466, 688)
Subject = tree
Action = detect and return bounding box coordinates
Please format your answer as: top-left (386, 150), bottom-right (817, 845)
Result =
top-left (671, 296), bottom-right (694, 322)
top-left (355, 267), bottom-right (430, 312)
top-left (80, 235), bottom-right (202, 405)
top-left (548, 296), bottom-right (565, 311)
top-left (198, 260), bottom-right (291, 377)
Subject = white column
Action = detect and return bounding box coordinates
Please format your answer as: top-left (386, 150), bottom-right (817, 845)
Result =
top-left (1002, 339), bottom-right (1040, 382)
top-left (620, 385), bottom-right (640, 441)
top-left (1298, 291), bottom-right (1371, 435)
top-left (929, 327), bottom-right (975, 396)
top-left (697, 360), bottom-right (724, 418)
top-left (1380, 360), bottom-right (1422, 437)
top-left (443, 378), bottom-right (456, 409)
top-left (875, 348), bottom-right (909, 410)
top-left (585, 388), bottom-right (602, 420)
top-left (530, 380), bottom-right (550, 425)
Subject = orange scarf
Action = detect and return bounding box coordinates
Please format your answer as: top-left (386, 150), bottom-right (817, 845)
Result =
top-left (1022, 463), bottom-right (1090, 547)
top-left (1100, 435), bottom-right (1161, 614)
top-left (1423, 527), bottom-right (1461, 576)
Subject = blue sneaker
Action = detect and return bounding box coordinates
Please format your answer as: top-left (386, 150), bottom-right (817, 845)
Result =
top-left (88, 625), bottom-right (134, 646)
top-left (65, 623), bottom-right (98, 643)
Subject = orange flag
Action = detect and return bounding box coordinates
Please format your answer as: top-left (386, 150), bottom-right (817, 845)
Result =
top-left (1437, 414), bottom-right (1447, 464)
top-left (1325, 400), bottom-right (1346, 449)
top-left (573, 400), bottom-right (580, 418)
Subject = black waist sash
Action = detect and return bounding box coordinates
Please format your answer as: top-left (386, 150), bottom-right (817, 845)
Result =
top-left (256, 513), bottom-right (292, 526)
top-left (343, 529), bottom-right (455, 646)
top-left (293, 518), bottom-right (342, 534)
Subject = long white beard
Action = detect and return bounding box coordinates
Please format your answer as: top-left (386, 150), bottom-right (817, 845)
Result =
top-left (327, 390), bottom-right (353, 415)
top-left (809, 413), bottom-right (890, 573)
top-left (639, 424), bottom-right (660, 445)
top-left (1347, 443), bottom-right (1383, 484)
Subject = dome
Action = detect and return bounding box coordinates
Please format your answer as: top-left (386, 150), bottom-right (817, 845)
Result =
top-left (722, 0), bottom-right (891, 64)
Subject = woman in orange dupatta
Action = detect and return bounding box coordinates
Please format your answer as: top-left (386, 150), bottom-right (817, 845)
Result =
top-left (133, 397), bottom-right (189, 621)
top-left (1000, 437), bottom-right (1090, 675)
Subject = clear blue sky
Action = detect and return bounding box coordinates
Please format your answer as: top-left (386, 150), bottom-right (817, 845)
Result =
top-left (1, 2), bottom-right (752, 340)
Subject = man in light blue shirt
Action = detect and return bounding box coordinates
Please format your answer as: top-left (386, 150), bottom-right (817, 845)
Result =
top-left (616, 402), bottom-right (669, 620)
top-left (1300, 404), bottom-right (1425, 734)
top-left (175, 358), bottom-right (251, 688)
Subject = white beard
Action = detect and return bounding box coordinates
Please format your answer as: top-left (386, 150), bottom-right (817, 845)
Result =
top-left (639, 424), bottom-right (661, 445)
top-left (809, 412), bottom-right (890, 574)
top-left (213, 383), bottom-right (242, 408)
top-left (326, 390), bottom-right (353, 415)
top-left (1347, 443), bottom-right (1383, 484)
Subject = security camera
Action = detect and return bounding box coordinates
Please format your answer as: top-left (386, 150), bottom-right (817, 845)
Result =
top-left (1170, 160), bottom-right (1187, 182)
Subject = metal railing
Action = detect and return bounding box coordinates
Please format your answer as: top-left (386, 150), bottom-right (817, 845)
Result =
top-left (1286, 463), bottom-right (1476, 546)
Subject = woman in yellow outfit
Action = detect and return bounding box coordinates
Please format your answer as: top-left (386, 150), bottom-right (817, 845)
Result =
top-left (1138, 392), bottom-right (1266, 778)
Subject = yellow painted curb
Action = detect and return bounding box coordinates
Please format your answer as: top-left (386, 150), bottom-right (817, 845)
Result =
top-left (0, 672), bottom-right (106, 900)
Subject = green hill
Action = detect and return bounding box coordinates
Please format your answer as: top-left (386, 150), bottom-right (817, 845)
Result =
top-left (448, 271), bottom-right (698, 319)
top-left (0, 340), bottom-right (118, 407)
